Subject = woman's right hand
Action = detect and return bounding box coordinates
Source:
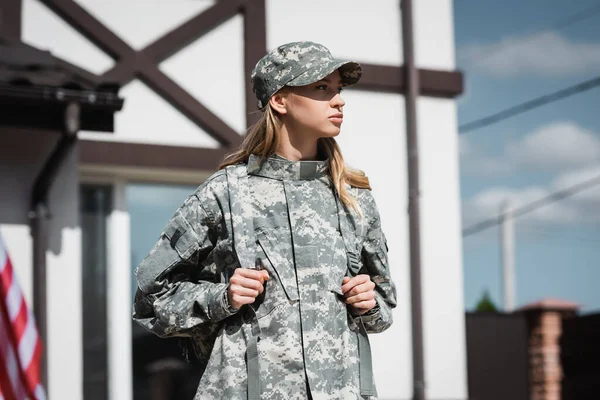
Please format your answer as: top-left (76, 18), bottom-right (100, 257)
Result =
top-left (227, 268), bottom-right (270, 309)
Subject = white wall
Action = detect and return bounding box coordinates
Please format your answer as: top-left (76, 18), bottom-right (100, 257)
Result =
top-left (0, 129), bottom-right (83, 400)
top-left (337, 91), bottom-right (413, 399)
top-left (266, 0), bottom-right (403, 65)
top-left (418, 98), bottom-right (467, 399)
top-left (414, 0), bottom-right (456, 70)
top-left (414, 1), bottom-right (468, 398)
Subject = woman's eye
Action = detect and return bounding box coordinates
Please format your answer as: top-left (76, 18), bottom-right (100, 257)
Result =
top-left (316, 85), bottom-right (327, 90)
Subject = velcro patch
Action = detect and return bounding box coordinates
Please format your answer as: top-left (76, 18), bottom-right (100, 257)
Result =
top-left (170, 228), bottom-right (184, 249)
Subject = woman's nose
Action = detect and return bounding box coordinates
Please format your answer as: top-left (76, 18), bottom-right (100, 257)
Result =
top-left (331, 92), bottom-right (345, 108)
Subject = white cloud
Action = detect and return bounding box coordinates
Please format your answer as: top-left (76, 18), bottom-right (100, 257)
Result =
top-left (459, 31), bottom-right (600, 77)
top-left (552, 165), bottom-right (600, 205)
top-left (461, 122), bottom-right (600, 177)
top-left (463, 167), bottom-right (600, 228)
top-left (508, 122), bottom-right (600, 170)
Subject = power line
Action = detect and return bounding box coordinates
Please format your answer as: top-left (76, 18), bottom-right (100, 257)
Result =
top-left (458, 3), bottom-right (600, 63)
top-left (462, 173), bottom-right (600, 237)
top-left (459, 75), bottom-right (600, 134)
top-left (519, 226), bottom-right (600, 244)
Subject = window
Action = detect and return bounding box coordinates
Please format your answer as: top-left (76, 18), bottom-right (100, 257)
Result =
top-left (127, 183), bottom-right (203, 400)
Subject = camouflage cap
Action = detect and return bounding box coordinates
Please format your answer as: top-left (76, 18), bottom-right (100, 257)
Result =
top-left (251, 41), bottom-right (362, 109)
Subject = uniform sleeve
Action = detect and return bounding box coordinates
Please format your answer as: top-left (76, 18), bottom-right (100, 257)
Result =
top-left (356, 190), bottom-right (397, 333)
top-left (132, 189), bottom-right (238, 338)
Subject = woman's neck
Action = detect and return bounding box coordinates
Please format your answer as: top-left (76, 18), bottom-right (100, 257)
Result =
top-left (276, 124), bottom-right (319, 161)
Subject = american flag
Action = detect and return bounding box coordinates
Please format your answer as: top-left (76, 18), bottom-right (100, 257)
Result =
top-left (0, 235), bottom-right (46, 400)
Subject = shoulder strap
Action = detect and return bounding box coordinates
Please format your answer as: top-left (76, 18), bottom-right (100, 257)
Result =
top-left (225, 164), bottom-right (256, 270)
top-left (334, 187), bottom-right (377, 397)
top-left (334, 188), bottom-right (362, 276)
top-left (224, 163), bottom-right (261, 400)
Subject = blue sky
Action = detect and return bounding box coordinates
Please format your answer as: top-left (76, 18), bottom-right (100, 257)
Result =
top-left (454, 0), bottom-right (600, 312)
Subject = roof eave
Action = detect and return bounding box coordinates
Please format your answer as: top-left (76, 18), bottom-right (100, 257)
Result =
top-left (0, 83), bottom-right (124, 112)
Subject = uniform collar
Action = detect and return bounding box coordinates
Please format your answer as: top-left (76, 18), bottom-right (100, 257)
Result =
top-left (247, 153), bottom-right (329, 181)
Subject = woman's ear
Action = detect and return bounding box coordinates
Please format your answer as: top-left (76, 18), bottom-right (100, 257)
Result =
top-left (269, 92), bottom-right (288, 115)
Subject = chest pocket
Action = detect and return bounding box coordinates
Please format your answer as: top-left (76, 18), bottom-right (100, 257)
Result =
top-left (256, 230), bottom-right (299, 302)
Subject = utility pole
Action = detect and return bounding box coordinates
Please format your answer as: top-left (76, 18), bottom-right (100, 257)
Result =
top-left (500, 201), bottom-right (516, 312)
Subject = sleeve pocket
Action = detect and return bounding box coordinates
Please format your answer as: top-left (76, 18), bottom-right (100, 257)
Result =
top-left (164, 214), bottom-right (199, 261)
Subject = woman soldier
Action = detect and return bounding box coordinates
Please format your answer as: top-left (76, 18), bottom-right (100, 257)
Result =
top-left (133, 41), bottom-right (397, 400)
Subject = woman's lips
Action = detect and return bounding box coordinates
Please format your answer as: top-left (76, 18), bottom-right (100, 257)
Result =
top-left (329, 114), bottom-right (343, 124)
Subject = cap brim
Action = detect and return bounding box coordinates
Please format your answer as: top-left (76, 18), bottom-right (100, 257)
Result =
top-left (286, 60), bottom-right (362, 88)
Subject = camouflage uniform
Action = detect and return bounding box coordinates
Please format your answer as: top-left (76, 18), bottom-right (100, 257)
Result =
top-left (133, 42), bottom-right (397, 399)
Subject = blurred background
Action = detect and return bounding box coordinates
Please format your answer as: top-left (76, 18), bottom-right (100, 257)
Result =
top-left (457, 0), bottom-right (600, 316)
top-left (1, 1), bottom-right (599, 400)
top-left (455, 2), bottom-right (600, 399)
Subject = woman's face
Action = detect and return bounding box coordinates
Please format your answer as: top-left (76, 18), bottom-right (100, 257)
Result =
top-left (283, 70), bottom-right (346, 140)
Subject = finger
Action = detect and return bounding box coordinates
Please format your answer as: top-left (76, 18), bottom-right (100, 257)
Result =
top-left (341, 274), bottom-right (370, 294)
top-left (229, 286), bottom-right (260, 298)
top-left (345, 290), bottom-right (376, 305)
top-left (342, 277), bottom-right (351, 285)
top-left (236, 268), bottom-right (270, 282)
top-left (230, 294), bottom-right (257, 307)
top-left (341, 277), bottom-right (360, 294)
top-left (351, 299), bottom-right (377, 312)
top-left (345, 280), bottom-right (376, 298)
top-left (230, 276), bottom-right (265, 293)
top-left (260, 270), bottom-right (270, 282)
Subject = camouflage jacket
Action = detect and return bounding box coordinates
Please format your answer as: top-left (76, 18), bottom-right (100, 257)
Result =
top-left (133, 154), bottom-right (397, 400)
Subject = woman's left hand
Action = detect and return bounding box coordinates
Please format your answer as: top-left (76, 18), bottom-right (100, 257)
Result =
top-left (341, 275), bottom-right (377, 315)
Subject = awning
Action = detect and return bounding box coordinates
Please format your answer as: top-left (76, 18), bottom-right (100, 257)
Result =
top-left (0, 39), bottom-right (124, 132)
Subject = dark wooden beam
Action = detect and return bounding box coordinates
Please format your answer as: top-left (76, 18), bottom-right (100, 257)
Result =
top-left (358, 64), bottom-right (404, 93)
top-left (419, 68), bottom-right (463, 98)
top-left (40, 0), bottom-right (131, 60)
top-left (139, 65), bottom-right (242, 148)
top-left (100, 55), bottom-right (138, 85)
top-left (101, 0), bottom-right (247, 86)
top-left (0, 0), bottom-right (22, 41)
top-left (357, 63), bottom-right (463, 98)
top-left (243, 0), bottom-right (267, 128)
top-left (79, 140), bottom-right (229, 171)
top-left (143, 0), bottom-right (247, 62)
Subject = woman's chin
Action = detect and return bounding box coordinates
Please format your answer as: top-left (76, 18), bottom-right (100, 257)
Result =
top-left (320, 128), bottom-right (341, 138)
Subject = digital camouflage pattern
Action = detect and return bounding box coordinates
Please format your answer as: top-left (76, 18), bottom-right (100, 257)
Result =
top-left (133, 154), bottom-right (397, 400)
top-left (251, 41), bottom-right (363, 109)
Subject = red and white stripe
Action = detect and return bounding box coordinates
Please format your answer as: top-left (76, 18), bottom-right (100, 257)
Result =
top-left (0, 236), bottom-right (46, 400)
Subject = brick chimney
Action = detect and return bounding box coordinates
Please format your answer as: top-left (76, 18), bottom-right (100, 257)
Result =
top-left (519, 299), bottom-right (579, 400)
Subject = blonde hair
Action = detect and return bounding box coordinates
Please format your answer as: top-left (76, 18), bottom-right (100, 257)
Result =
top-left (218, 104), bottom-right (371, 214)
